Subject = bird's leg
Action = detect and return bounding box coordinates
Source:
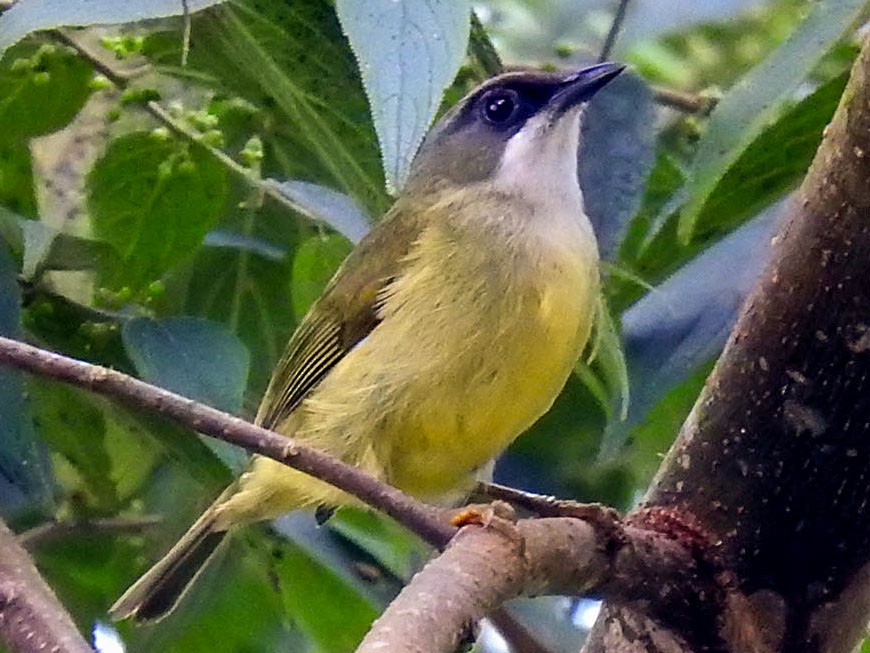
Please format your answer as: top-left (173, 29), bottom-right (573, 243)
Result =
top-left (473, 482), bottom-right (623, 538)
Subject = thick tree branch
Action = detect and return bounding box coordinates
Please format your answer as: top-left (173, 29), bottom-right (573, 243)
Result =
top-left (0, 518), bottom-right (92, 653)
top-left (0, 336), bottom-right (456, 548)
top-left (359, 513), bottom-right (717, 653)
top-left (584, 34), bottom-right (870, 653)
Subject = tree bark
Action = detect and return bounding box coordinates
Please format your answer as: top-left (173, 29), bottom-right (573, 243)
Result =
top-left (0, 518), bottom-right (92, 653)
top-left (584, 34), bottom-right (870, 653)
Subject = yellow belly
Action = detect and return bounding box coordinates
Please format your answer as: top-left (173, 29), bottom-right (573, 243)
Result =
top-left (384, 261), bottom-right (597, 499)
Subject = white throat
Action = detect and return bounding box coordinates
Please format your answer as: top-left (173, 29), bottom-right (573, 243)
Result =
top-left (492, 108), bottom-right (594, 244)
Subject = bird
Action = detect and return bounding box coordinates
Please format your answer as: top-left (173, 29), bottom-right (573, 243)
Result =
top-left (110, 61), bottom-right (624, 621)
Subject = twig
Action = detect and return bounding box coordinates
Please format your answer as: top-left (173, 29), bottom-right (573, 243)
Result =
top-left (652, 85), bottom-right (719, 115)
top-left (599, 0), bottom-right (631, 63)
top-left (0, 517), bottom-right (92, 653)
top-left (51, 29), bottom-right (339, 230)
top-left (18, 516), bottom-right (161, 548)
top-left (488, 609), bottom-right (554, 653)
top-left (0, 336), bottom-right (457, 549)
top-left (181, 0), bottom-right (191, 67)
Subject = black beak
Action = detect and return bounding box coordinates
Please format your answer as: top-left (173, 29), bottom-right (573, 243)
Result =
top-left (552, 62), bottom-right (626, 113)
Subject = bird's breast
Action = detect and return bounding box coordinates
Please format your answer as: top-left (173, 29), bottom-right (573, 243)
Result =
top-left (379, 211), bottom-right (600, 499)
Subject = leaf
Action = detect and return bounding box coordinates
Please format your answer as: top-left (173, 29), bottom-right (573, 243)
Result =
top-left (0, 241), bottom-right (54, 514)
top-left (122, 316), bottom-right (250, 470)
top-left (0, 41), bottom-right (93, 139)
top-left (175, 200), bottom-right (306, 396)
top-left (335, 0), bottom-right (471, 192)
top-left (0, 0), bottom-right (229, 57)
top-left (579, 72), bottom-right (655, 260)
top-left (274, 534), bottom-right (380, 653)
top-left (20, 220), bottom-right (119, 280)
top-left (691, 72), bottom-right (847, 239)
top-left (169, 0), bottom-right (387, 213)
top-left (269, 179), bottom-right (371, 244)
top-left (0, 139), bottom-right (36, 217)
top-left (621, 205), bottom-right (781, 432)
top-left (291, 233), bottom-right (352, 322)
top-left (87, 131), bottom-right (228, 290)
top-left (329, 508), bottom-right (429, 581)
top-left (581, 296), bottom-right (630, 458)
top-left (628, 365), bottom-right (710, 485)
top-left (678, 0), bottom-right (864, 242)
top-left (0, 41), bottom-right (93, 219)
top-left (0, 205), bottom-right (24, 256)
top-left (29, 379), bottom-right (117, 511)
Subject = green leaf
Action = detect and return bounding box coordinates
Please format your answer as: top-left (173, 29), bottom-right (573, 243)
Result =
top-left (20, 220), bottom-right (119, 280)
top-left (628, 365), bottom-right (710, 484)
top-left (330, 507), bottom-right (429, 580)
top-left (0, 241), bottom-right (54, 513)
top-left (175, 201), bottom-right (306, 396)
top-left (335, 0), bottom-right (471, 192)
top-left (678, 0), bottom-right (864, 242)
top-left (122, 316), bottom-right (250, 471)
top-left (0, 41), bottom-right (92, 139)
top-left (290, 233), bottom-right (352, 322)
top-left (29, 379), bottom-right (118, 511)
top-left (0, 205), bottom-right (23, 256)
top-left (0, 41), bottom-right (93, 219)
top-left (170, 0), bottom-right (388, 213)
top-left (691, 72), bottom-right (847, 239)
top-left (122, 316), bottom-right (250, 414)
top-left (87, 131), bottom-right (227, 290)
top-left (0, 0), bottom-right (228, 57)
top-left (275, 540), bottom-right (380, 653)
top-left (578, 296), bottom-right (629, 429)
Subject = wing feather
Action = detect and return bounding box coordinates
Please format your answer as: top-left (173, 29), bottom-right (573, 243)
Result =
top-left (255, 200), bottom-right (426, 431)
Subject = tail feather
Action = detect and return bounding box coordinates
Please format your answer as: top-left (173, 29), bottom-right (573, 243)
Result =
top-left (110, 508), bottom-right (227, 622)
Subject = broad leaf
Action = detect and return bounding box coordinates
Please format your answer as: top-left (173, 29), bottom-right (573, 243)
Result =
top-left (160, 0), bottom-right (387, 213)
top-left (122, 316), bottom-right (250, 470)
top-left (335, 0), bottom-right (470, 192)
top-left (678, 0), bottom-right (864, 241)
top-left (0, 0), bottom-right (228, 57)
top-left (88, 131), bottom-right (227, 290)
top-left (273, 521), bottom-right (381, 653)
top-left (0, 41), bottom-right (93, 218)
top-left (580, 72), bottom-right (655, 260)
top-left (269, 179), bottom-right (371, 244)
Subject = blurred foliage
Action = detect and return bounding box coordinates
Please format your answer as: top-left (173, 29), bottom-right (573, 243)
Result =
top-left (0, 0), bottom-right (866, 651)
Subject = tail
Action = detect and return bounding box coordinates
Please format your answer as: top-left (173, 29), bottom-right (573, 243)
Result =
top-left (110, 503), bottom-right (228, 622)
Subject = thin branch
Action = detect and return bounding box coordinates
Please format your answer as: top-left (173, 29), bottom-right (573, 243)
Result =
top-left (181, 0), bottom-right (191, 67)
top-left (18, 516), bottom-right (161, 548)
top-left (598, 0), bottom-right (631, 63)
top-left (652, 85), bottom-right (719, 115)
top-left (51, 29), bottom-right (339, 231)
top-left (0, 336), bottom-right (457, 549)
top-left (0, 517), bottom-right (92, 653)
top-left (488, 609), bottom-right (554, 653)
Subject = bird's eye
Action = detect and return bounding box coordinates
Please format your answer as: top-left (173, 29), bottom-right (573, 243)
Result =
top-left (480, 89), bottom-right (520, 125)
